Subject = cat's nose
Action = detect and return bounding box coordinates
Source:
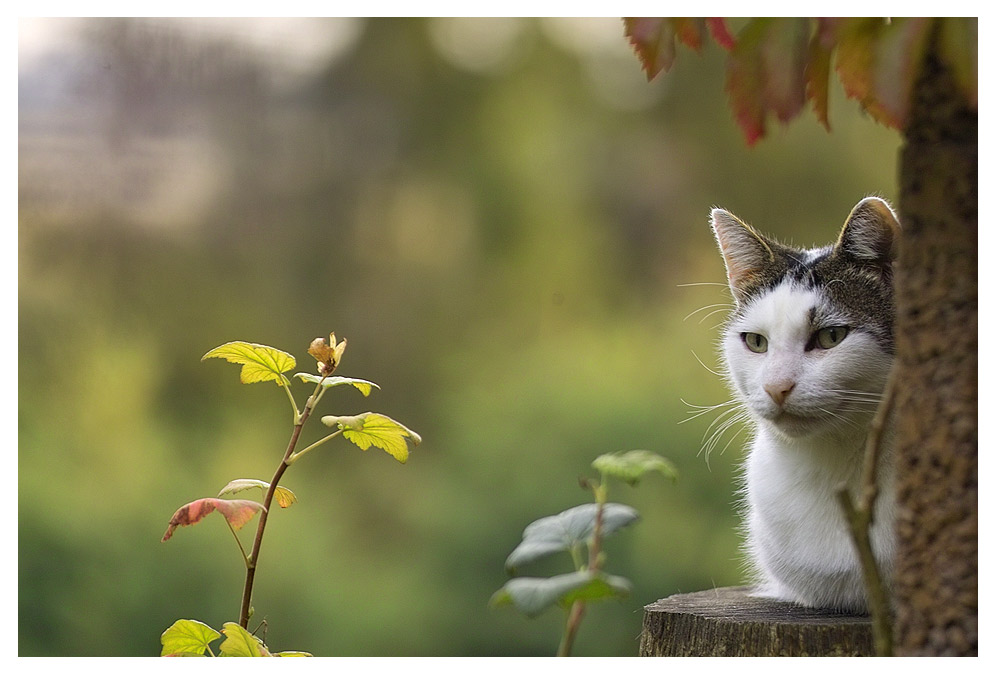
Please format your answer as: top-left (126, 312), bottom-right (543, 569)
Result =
top-left (764, 381), bottom-right (795, 407)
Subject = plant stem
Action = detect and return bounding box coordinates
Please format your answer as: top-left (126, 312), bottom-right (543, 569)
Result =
top-left (280, 379), bottom-right (301, 423)
top-left (226, 520), bottom-right (250, 568)
top-left (238, 383), bottom-right (323, 628)
top-left (558, 485), bottom-right (607, 657)
top-left (557, 602), bottom-right (586, 657)
top-left (837, 368), bottom-right (897, 656)
top-left (288, 429), bottom-right (342, 465)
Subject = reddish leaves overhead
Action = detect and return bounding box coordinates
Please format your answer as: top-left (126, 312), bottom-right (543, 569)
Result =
top-left (706, 18), bottom-right (736, 51)
top-left (162, 498), bottom-right (265, 542)
top-left (624, 18), bottom-right (733, 79)
top-left (624, 17), bottom-right (977, 146)
top-left (834, 18), bottom-right (933, 131)
top-left (725, 18), bottom-right (810, 146)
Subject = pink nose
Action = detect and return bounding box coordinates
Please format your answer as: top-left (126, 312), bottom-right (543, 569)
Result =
top-left (764, 381), bottom-right (795, 407)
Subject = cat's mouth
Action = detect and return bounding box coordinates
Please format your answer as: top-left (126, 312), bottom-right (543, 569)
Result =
top-left (767, 409), bottom-right (823, 436)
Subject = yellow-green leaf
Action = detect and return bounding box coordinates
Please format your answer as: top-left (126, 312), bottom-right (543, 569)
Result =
top-left (219, 622), bottom-right (267, 657)
top-left (202, 341), bottom-right (296, 385)
top-left (321, 412), bottom-right (421, 463)
top-left (592, 450), bottom-right (678, 486)
top-left (274, 651), bottom-right (313, 657)
top-left (217, 479), bottom-right (297, 508)
top-left (294, 373), bottom-right (380, 397)
top-left (161, 619), bottom-right (220, 656)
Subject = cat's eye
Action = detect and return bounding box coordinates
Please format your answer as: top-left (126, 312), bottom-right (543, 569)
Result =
top-left (816, 325), bottom-right (849, 349)
top-left (741, 332), bottom-right (768, 353)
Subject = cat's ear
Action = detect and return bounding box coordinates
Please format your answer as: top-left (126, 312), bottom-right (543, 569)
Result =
top-left (711, 208), bottom-right (775, 301)
top-left (835, 197), bottom-right (901, 265)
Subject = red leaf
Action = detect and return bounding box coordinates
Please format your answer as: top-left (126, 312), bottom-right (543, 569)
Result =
top-left (624, 18), bottom-right (675, 80)
top-left (725, 19), bottom-right (811, 146)
top-left (625, 18), bottom-right (739, 81)
top-left (871, 18), bottom-right (933, 129)
top-left (834, 19), bottom-right (879, 112)
top-left (761, 18), bottom-right (811, 123)
top-left (671, 18), bottom-right (707, 51)
top-left (835, 18), bottom-right (932, 131)
top-left (706, 18), bottom-right (736, 50)
top-left (806, 28), bottom-right (833, 131)
top-left (162, 498), bottom-right (265, 542)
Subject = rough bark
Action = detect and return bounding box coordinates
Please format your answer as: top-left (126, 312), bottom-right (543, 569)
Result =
top-left (892, 27), bottom-right (978, 656)
top-left (639, 587), bottom-right (873, 656)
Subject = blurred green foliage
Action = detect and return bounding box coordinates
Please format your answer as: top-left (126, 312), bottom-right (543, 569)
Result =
top-left (18, 18), bottom-right (899, 656)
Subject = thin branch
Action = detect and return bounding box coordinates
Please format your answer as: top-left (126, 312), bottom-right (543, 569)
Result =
top-left (238, 382), bottom-right (325, 628)
top-left (836, 367), bottom-right (897, 656)
top-left (226, 519), bottom-right (251, 568)
top-left (558, 598), bottom-right (586, 657)
top-left (288, 429), bottom-right (342, 465)
top-left (279, 378), bottom-right (301, 424)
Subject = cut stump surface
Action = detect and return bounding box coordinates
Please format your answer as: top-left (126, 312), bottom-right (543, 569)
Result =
top-left (640, 586), bottom-right (874, 656)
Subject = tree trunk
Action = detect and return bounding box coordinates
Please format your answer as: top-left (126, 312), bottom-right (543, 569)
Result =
top-left (893, 25), bottom-right (977, 656)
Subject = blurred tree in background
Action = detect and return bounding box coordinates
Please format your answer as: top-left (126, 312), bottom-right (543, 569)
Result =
top-left (18, 18), bottom-right (900, 656)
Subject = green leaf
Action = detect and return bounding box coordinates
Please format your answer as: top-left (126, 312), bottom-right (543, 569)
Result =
top-left (219, 622), bottom-right (268, 657)
top-left (294, 373), bottom-right (380, 397)
top-left (217, 479), bottom-right (297, 508)
top-left (489, 571), bottom-right (631, 618)
top-left (202, 341), bottom-right (296, 385)
top-left (162, 498), bottom-right (265, 542)
top-left (274, 651), bottom-right (313, 657)
top-left (504, 503), bottom-right (640, 573)
top-left (559, 572), bottom-right (632, 607)
top-left (592, 450), bottom-right (677, 486)
top-left (161, 619), bottom-right (221, 656)
top-left (321, 412), bottom-right (421, 463)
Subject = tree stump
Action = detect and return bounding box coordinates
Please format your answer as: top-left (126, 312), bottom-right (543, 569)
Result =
top-left (639, 587), bottom-right (874, 656)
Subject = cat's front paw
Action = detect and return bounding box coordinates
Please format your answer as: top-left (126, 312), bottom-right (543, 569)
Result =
top-left (748, 581), bottom-right (804, 606)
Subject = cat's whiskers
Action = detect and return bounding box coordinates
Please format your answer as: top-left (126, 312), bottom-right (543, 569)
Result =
top-left (701, 408), bottom-right (751, 464)
top-left (679, 397), bottom-right (752, 466)
top-left (828, 388), bottom-right (883, 402)
top-left (680, 397), bottom-right (738, 423)
top-left (816, 406), bottom-right (863, 432)
top-left (828, 389), bottom-right (885, 418)
top-left (683, 303), bottom-right (735, 324)
top-left (676, 282), bottom-right (730, 288)
top-left (690, 350), bottom-right (724, 378)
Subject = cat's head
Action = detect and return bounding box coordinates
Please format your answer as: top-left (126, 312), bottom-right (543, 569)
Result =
top-left (710, 198), bottom-right (900, 440)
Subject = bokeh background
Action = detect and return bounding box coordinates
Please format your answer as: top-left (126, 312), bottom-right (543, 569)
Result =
top-left (18, 17), bottom-right (901, 656)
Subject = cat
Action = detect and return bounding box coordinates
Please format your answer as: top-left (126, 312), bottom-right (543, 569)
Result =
top-left (709, 197), bottom-right (900, 613)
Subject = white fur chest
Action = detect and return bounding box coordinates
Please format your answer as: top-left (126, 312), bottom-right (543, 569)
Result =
top-left (744, 425), bottom-right (896, 611)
